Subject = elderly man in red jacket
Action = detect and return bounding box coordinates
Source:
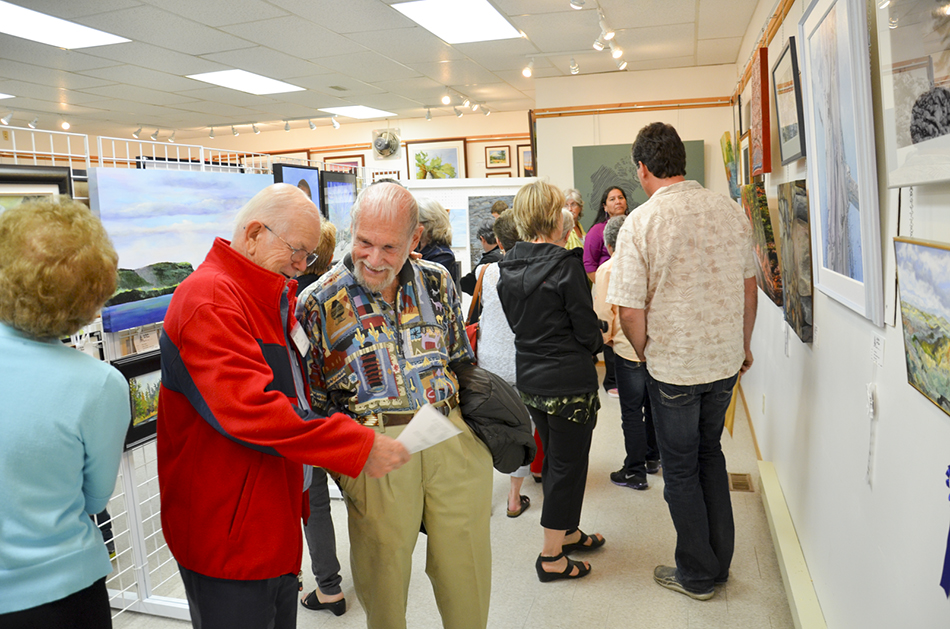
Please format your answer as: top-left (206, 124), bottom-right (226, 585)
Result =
top-left (157, 183), bottom-right (409, 629)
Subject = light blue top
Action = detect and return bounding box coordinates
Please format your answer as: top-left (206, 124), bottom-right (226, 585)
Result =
top-left (0, 322), bottom-right (130, 614)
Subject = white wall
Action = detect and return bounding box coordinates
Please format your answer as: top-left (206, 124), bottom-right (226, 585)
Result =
top-left (538, 1), bottom-right (950, 625)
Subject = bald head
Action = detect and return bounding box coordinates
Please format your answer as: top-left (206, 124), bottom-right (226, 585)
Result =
top-left (351, 182), bottom-right (419, 238)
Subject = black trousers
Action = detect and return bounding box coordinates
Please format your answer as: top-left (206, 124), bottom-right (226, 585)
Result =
top-left (178, 564), bottom-right (298, 629)
top-left (0, 577), bottom-right (110, 629)
top-left (529, 406), bottom-right (595, 531)
top-left (603, 345), bottom-right (617, 390)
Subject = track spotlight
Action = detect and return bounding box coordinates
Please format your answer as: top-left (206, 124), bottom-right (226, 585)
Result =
top-left (169, 131), bottom-right (176, 143)
top-left (331, 116), bottom-right (340, 129)
top-left (209, 127), bottom-right (215, 139)
top-left (1, 112), bottom-right (12, 125)
top-left (599, 19), bottom-right (615, 41)
top-left (150, 129), bottom-right (158, 140)
top-left (426, 108), bottom-right (432, 121)
top-left (483, 108), bottom-right (491, 116)
top-left (878, 0), bottom-right (890, 7)
top-left (231, 125), bottom-right (239, 136)
top-left (471, 102), bottom-right (479, 111)
top-left (462, 97), bottom-right (471, 108)
top-left (523, 59), bottom-right (534, 78)
top-left (593, 35), bottom-right (605, 51)
top-left (132, 125), bottom-right (141, 138)
top-left (441, 89), bottom-right (452, 105)
top-left (570, 0), bottom-right (585, 8)
top-left (61, 120), bottom-right (70, 130)
top-left (309, 119), bottom-right (316, 130)
top-left (616, 58), bottom-right (627, 70)
top-left (453, 107), bottom-right (463, 118)
top-left (889, 16), bottom-right (898, 28)
top-left (284, 121), bottom-right (290, 132)
top-left (570, 57), bottom-right (579, 74)
top-left (252, 124), bottom-right (260, 134)
top-left (610, 41), bottom-right (623, 59)
top-left (28, 117), bottom-right (37, 129)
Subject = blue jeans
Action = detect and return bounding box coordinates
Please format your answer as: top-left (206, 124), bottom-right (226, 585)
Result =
top-left (614, 356), bottom-right (658, 474)
top-left (647, 372), bottom-right (738, 593)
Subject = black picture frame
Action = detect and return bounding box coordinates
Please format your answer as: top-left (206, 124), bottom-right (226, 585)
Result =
top-left (771, 37), bottom-right (806, 165)
top-left (0, 164), bottom-right (73, 197)
top-left (111, 350), bottom-right (162, 451)
top-left (273, 163), bottom-right (324, 218)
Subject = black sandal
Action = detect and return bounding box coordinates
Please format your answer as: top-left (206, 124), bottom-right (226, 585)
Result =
top-left (561, 528), bottom-right (605, 554)
top-left (301, 589), bottom-right (346, 616)
top-left (507, 495), bottom-right (530, 518)
top-left (535, 552), bottom-right (591, 582)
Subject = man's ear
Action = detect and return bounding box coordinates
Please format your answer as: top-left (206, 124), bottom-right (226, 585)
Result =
top-left (244, 220), bottom-right (266, 256)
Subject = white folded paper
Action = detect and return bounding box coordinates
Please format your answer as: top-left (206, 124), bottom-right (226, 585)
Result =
top-left (395, 404), bottom-right (462, 454)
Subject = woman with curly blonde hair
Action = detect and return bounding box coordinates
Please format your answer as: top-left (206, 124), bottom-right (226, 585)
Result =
top-left (0, 198), bottom-right (131, 628)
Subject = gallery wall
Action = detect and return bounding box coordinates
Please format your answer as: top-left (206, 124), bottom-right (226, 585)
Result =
top-left (533, 0), bottom-right (950, 626)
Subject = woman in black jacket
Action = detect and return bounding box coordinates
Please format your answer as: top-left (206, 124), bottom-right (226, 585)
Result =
top-left (497, 180), bottom-right (605, 582)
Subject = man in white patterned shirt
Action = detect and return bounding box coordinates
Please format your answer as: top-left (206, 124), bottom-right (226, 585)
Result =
top-left (607, 122), bottom-right (757, 601)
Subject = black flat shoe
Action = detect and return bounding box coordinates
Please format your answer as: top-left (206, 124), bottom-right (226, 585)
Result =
top-left (561, 529), bottom-right (605, 554)
top-left (536, 552), bottom-right (591, 582)
top-left (301, 590), bottom-right (346, 616)
top-left (507, 495), bottom-right (530, 518)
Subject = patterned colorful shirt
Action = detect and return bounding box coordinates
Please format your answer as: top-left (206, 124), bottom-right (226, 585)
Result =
top-left (297, 255), bottom-right (473, 425)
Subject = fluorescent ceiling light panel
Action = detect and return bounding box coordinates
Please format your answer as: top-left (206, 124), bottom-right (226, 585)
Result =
top-left (393, 0), bottom-right (521, 44)
top-left (0, 93), bottom-right (13, 100)
top-left (187, 70), bottom-right (304, 95)
top-left (0, 1), bottom-right (130, 49)
top-left (319, 106), bottom-right (395, 119)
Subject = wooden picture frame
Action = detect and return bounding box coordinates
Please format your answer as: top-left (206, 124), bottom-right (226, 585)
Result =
top-left (112, 350), bottom-right (161, 451)
top-left (485, 145), bottom-right (510, 169)
top-left (739, 131), bottom-right (751, 186)
top-left (517, 144), bottom-right (534, 177)
top-left (486, 171), bottom-right (511, 178)
top-left (405, 138), bottom-right (467, 179)
top-left (321, 154), bottom-right (365, 173)
top-left (0, 164), bottom-right (72, 200)
top-left (800, 0), bottom-right (884, 326)
top-left (771, 37), bottom-right (806, 165)
top-left (749, 47), bottom-right (772, 177)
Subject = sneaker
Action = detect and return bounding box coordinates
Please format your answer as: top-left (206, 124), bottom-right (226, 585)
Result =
top-left (609, 469), bottom-right (648, 490)
top-left (653, 566), bottom-right (714, 600)
top-left (607, 388), bottom-right (619, 398)
top-left (646, 459), bottom-right (661, 474)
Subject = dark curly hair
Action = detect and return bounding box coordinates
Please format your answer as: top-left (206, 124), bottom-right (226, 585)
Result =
top-left (631, 122), bottom-right (687, 179)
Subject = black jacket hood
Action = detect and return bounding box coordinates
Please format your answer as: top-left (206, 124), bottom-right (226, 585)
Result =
top-left (497, 241), bottom-right (579, 299)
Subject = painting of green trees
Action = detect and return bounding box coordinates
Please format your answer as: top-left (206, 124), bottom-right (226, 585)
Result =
top-left (129, 370), bottom-right (161, 426)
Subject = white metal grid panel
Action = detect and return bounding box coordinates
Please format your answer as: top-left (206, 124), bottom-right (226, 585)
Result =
top-left (0, 125), bottom-right (92, 203)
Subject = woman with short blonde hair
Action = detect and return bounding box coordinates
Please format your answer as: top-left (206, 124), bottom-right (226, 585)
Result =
top-left (511, 179), bottom-right (565, 242)
top-left (0, 198), bottom-right (131, 627)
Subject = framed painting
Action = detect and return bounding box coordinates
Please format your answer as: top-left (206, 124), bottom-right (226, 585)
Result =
top-left (406, 138), bottom-right (467, 179)
top-left (485, 145), bottom-right (510, 169)
top-left (322, 154), bottom-right (365, 173)
top-left (741, 181), bottom-right (783, 307)
top-left (517, 144), bottom-right (535, 177)
top-left (777, 180), bottom-right (813, 342)
top-left (112, 350), bottom-right (161, 450)
top-left (720, 131), bottom-right (740, 200)
top-left (273, 163), bottom-right (322, 215)
top-left (799, 0), bottom-right (884, 326)
top-left (772, 37), bottom-right (806, 165)
top-left (749, 47), bottom-right (772, 177)
top-left (739, 132), bottom-right (751, 186)
top-left (486, 171), bottom-right (511, 178)
top-left (876, 1), bottom-right (950, 187)
top-left (467, 195), bottom-right (514, 267)
top-left (894, 237), bottom-right (950, 417)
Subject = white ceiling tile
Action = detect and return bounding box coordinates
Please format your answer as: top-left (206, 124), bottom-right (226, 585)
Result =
top-left (80, 42), bottom-right (230, 75)
top-left (79, 84), bottom-right (200, 106)
top-left (222, 17), bottom-right (366, 59)
top-left (617, 23), bottom-right (696, 61)
top-left (0, 80), bottom-right (105, 104)
top-left (351, 92), bottom-right (422, 111)
top-left (317, 51), bottom-right (420, 84)
top-left (371, 77), bottom-right (448, 103)
top-left (626, 55), bottom-right (699, 72)
top-left (75, 6), bottom-right (256, 56)
top-left (140, 0), bottom-right (289, 27)
top-left (269, 0), bottom-right (416, 33)
top-left (265, 91), bottom-right (352, 109)
top-left (698, 0), bottom-right (759, 40)
top-left (0, 37), bottom-right (125, 72)
top-left (493, 0), bottom-right (585, 16)
top-left (291, 74), bottom-right (385, 98)
top-left (168, 100), bottom-right (264, 117)
top-left (0, 60), bottom-right (115, 90)
top-left (80, 65), bottom-right (199, 92)
top-left (458, 82), bottom-right (527, 101)
top-left (170, 86), bottom-right (280, 107)
top-left (8, 0), bottom-right (144, 19)
top-left (599, 0), bottom-right (697, 29)
top-left (245, 103), bottom-right (324, 118)
top-left (200, 48), bottom-right (332, 81)
top-left (511, 10), bottom-right (602, 53)
top-left (408, 59), bottom-right (501, 87)
top-left (454, 38), bottom-right (541, 72)
top-left (696, 37), bottom-right (742, 65)
top-left (358, 27), bottom-right (464, 65)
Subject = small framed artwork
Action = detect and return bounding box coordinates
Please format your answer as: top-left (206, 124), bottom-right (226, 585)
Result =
top-left (406, 138), bottom-right (467, 179)
top-left (486, 172), bottom-right (511, 178)
top-left (894, 237), bottom-right (950, 417)
top-left (749, 47), bottom-right (772, 177)
top-left (739, 131), bottom-right (751, 186)
top-left (517, 144), bottom-right (534, 177)
top-left (273, 163), bottom-right (323, 217)
top-left (0, 165), bottom-right (73, 214)
top-left (112, 349), bottom-right (162, 450)
top-left (485, 145), bottom-right (510, 169)
top-left (322, 154), bottom-right (365, 173)
top-left (771, 37), bottom-right (806, 165)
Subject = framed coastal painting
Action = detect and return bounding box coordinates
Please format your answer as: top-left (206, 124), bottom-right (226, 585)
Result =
top-left (741, 181), bottom-right (783, 307)
top-left (799, 0), bottom-right (884, 326)
top-left (406, 138), bottom-right (467, 179)
top-left (777, 180), bottom-right (813, 342)
top-left (485, 145), bottom-right (510, 169)
top-left (749, 47), bottom-right (772, 177)
top-left (894, 238), bottom-right (950, 417)
top-left (876, 1), bottom-right (950, 187)
top-left (772, 37), bottom-right (806, 165)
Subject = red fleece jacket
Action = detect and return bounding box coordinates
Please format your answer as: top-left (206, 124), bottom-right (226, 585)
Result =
top-left (157, 238), bottom-right (374, 580)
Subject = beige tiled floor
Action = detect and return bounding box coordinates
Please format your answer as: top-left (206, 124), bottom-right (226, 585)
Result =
top-left (112, 384), bottom-right (793, 629)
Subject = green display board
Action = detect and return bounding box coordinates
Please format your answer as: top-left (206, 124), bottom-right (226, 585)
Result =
top-left (572, 140), bottom-right (705, 230)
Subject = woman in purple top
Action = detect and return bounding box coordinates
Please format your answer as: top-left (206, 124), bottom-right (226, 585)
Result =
top-left (582, 186), bottom-right (629, 282)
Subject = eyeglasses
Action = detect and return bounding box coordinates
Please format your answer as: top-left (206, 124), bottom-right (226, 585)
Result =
top-left (264, 224), bottom-right (319, 266)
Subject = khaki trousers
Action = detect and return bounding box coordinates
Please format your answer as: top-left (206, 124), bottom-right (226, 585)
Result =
top-left (338, 407), bottom-right (493, 629)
